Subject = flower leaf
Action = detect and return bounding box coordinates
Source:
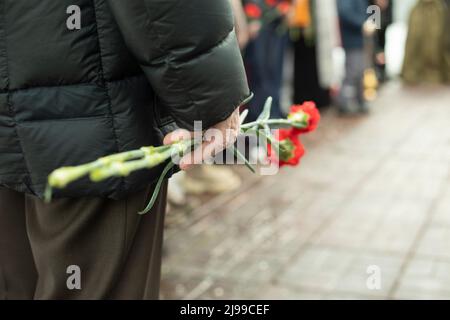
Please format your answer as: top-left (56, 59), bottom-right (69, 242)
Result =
top-left (239, 109), bottom-right (249, 125)
top-left (257, 97), bottom-right (273, 122)
top-left (44, 185), bottom-right (53, 203)
top-left (139, 160), bottom-right (175, 215)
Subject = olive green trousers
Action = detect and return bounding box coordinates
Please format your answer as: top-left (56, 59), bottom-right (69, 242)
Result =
top-left (0, 183), bottom-right (167, 300)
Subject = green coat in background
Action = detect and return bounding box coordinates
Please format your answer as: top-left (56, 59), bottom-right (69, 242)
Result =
top-left (445, 1), bottom-right (450, 75)
top-left (402, 0), bottom-right (450, 84)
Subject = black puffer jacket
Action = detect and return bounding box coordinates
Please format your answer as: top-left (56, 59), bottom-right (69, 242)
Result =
top-left (0, 0), bottom-right (251, 199)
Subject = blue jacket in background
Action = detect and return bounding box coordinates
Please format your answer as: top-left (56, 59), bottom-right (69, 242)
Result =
top-left (337, 0), bottom-right (369, 49)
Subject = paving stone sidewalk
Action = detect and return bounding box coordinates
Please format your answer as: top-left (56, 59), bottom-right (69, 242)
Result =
top-left (160, 83), bottom-right (450, 300)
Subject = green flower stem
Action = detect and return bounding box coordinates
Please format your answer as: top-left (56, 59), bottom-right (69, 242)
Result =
top-left (258, 129), bottom-right (280, 155)
top-left (47, 139), bottom-right (193, 191)
top-left (241, 119), bottom-right (295, 130)
top-left (89, 139), bottom-right (194, 182)
top-left (90, 150), bottom-right (173, 182)
top-left (257, 130), bottom-right (275, 145)
top-left (47, 117), bottom-right (294, 192)
top-left (233, 146), bottom-right (256, 173)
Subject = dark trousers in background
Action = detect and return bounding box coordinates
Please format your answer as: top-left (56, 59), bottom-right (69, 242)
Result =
top-left (0, 183), bottom-right (167, 300)
top-left (293, 35), bottom-right (331, 109)
top-left (338, 49), bottom-right (365, 111)
top-left (244, 22), bottom-right (288, 122)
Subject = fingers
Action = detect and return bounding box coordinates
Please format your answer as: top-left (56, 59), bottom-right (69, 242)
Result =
top-left (179, 128), bottom-right (238, 171)
top-left (164, 109), bottom-right (241, 170)
top-left (179, 130), bottom-right (222, 170)
top-left (179, 141), bottom-right (211, 171)
top-left (163, 129), bottom-right (193, 146)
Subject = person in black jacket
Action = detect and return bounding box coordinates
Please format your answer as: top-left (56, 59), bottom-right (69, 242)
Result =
top-left (336, 0), bottom-right (371, 114)
top-left (0, 0), bottom-right (250, 300)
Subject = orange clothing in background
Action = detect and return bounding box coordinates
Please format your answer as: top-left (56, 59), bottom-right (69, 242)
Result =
top-left (289, 0), bottom-right (311, 28)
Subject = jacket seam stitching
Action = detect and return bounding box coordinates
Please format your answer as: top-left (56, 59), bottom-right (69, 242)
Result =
top-left (92, 0), bottom-right (124, 194)
top-left (19, 114), bottom-right (109, 123)
top-left (0, 2), bottom-right (33, 191)
top-left (4, 73), bottom-right (145, 94)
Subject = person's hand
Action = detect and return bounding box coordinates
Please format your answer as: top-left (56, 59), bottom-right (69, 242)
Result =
top-left (237, 27), bottom-right (250, 50)
top-left (363, 20), bottom-right (377, 36)
top-left (248, 21), bottom-right (262, 40)
top-left (163, 108), bottom-right (241, 170)
top-left (374, 0), bottom-right (389, 11)
top-left (231, 0), bottom-right (250, 50)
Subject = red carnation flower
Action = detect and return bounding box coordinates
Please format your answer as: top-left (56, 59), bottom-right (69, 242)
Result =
top-left (244, 3), bottom-right (262, 19)
top-left (289, 101), bottom-right (321, 134)
top-left (267, 129), bottom-right (305, 167)
top-left (277, 1), bottom-right (291, 15)
top-left (265, 0), bottom-right (277, 7)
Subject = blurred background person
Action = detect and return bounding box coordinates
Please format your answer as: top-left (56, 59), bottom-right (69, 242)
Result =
top-left (336, 0), bottom-right (374, 115)
top-left (370, 0), bottom-right (394, 83)
top-left (232, 0), bottom-right (251, 50)
top-left (402, 0), bottom-right (450, 84)
top-left (243, 0), bottom-right (291, 121)
top-left (289, 0), bottom-right (340, 110)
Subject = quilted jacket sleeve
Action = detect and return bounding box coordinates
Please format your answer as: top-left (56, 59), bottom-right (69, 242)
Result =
top-left (107, 0), bottom-right (252, 130)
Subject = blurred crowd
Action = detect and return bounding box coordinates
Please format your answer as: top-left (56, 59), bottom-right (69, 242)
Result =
top-left (166, 0), bottom-right (450, 208)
